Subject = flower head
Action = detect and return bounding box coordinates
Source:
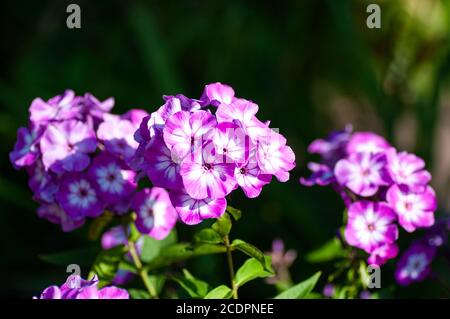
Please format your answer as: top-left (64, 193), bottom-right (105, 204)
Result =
top-left (395, 243), bottom-right (436, 286)
top-left (88, 152), bottom-right (137, 205)
top-left (335, 152), bottom-right (390, 197)
top-left (386, 185), bottom-right (437, 232)
top-left (131, 187), bottom-right (177, 239)
top-left (56, 173), bottom-right (104, 220)
top-left (344, 201), bottom-right (398, 254)
top-left (40, 120), bottom-right (97, 173)
top-left (169, 189), bottom-right (227, 225)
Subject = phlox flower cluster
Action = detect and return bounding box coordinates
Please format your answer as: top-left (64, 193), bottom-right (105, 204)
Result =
top-left (34, 274), bottom-right (129, 299)
top-left (132, 83), bottom-right (296, 225)
top-left (301, 128), bottom-right (437, 265)
top-left (9, 90), bottom-right (177, 238)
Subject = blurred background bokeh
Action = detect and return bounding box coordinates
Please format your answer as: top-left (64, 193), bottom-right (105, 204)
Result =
top-left (1, 0), bottom-right (450, 298)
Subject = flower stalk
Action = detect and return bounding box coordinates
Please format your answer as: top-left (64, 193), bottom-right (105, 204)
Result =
top-left (128, 240), bottom-right (158, 299)
top-left (224, 234), bottom-right (238, 299)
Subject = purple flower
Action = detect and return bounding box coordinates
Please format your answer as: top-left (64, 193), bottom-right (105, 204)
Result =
top-left (322, 284), bottom-right (335, 298)
top-left (144, 136), bottom-right (183, 191)
top-left (386, 185), bottom-right (437, 232)
top-left (235, 157), bottom-right (272, 198)
top-left (40, 120), bottom-right (97, 173)
top-left (101, 225), bottom-right (128, 250)
top-left (307, 126), bottom-right (352, 166)
top-left (169, 189), bottom-right (227, 225)
top-left (131, 188), bottom-right (177, 239)
top-left (29, 90), bottom-right (79, 126)
top-left (79, 93), bottom-right (115, 124)
top-left (395, 243), bottom-right (436, 286)
top-left (346, 132), bottom-right (390, 155)
top-left (97, 114), bottom-right (141, 163)
top-left (200, 82), bottom-right (235, 106)
top-left (35, 274), bottom-right (129, 299)
top-left (56, 173), bottom-right (104, 220)
top-left (256, 129), bottom-right (296, 182)
top-left (265, 239), bottom-right (297, 285)
top-left (334, 152), bottom-right (390, 197)
top-left (163, 110), bottom-right (216, 159)
top-left (386, 148), bottom-right (431, 192)
top-left (180, 145), bottom-right (237, 200)
top-left (300, 162), bottom-right (334, 186)
top-left (27, 161), bottom-right (58, 203)
top-left (344, 201), bottom-right (398, 253)
top-left (88, 152), bottom-right (137, 205)
top-left (37, 203), bottom-right (84, 232)
top-left (9, 126), bottom-right (42, 168)
top-left (368, 243), bottom-right (399, 266)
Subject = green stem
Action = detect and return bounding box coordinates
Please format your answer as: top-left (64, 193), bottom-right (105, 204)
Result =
top-left (224, 235), bottom-right (238, 299)
top-left (128, 240), bottom-right (158, 299)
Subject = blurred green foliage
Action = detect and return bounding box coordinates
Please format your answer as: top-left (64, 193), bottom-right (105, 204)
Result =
top-left (1, 0), bottom-right (450, 298)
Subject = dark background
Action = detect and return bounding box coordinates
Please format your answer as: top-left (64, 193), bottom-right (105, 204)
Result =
top-left (1, 0), bottom-right (450, 298)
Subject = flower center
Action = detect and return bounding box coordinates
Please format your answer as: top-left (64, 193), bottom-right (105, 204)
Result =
top-left (203, 163), bottom-right (212, 171)
top-left (404, 202), bottom-right (413, 211)
top-left (367, 223), bottom-right (375, 232)
top-left (361, 168), bottom-right (370, 177)
top-left (239, 168), bottom-right (247, 175)
top-left (79, 188), bottom-right (88, 198)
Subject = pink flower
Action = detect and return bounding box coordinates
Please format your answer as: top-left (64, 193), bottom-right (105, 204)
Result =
top-left (346, 132), bottom-right (390, 155)
top-left (256, 129), bottom-right (296, 182)
top-left (334, 152), bottom-right (390, 197)
top-left (169, 189), bottom-right (227, 225)
top-left (180, 144), bottom-right (237, 200)
top-left (395, 243), bottom-right (436, 286)
top-left (368, 243), bottom-right (399, 266)
top-left (386, 148), bottom-right (431, 192)
top-left (235, 157), bottom-right (272, 198)
top-left (56, 173), bottom-right (104, 220)
top-left (131, 188), bottom-right (177, 239)
top-left (29, 90), bottom-right (79, 126)
top-left (200, 82), bottom-right (235, 106)
top-left (386, 185), bottom-right (437, 232)
top-left (97, 112), bottom-right (146, 162)
top-left (344, 201), bottom-right (398, 253)
top-left (40, 120), bottom-right (97, 173)
top-left (88, 152), bottom-right (137, 205)
top-left (211, 122), bottom-right (248, 165)
top-left (144, 136), bottom-right (183, 191)
top-left (163, 110), bottom-right (216, 159)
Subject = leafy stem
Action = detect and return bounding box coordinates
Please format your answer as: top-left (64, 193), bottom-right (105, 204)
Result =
top-left (224, 234), bottom-right (238, 299)
top-left (128, 239), bottom-right (158, 299)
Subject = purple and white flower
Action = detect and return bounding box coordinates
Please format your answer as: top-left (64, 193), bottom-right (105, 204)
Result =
top-left (56, 173), bottom-right (104, 220)
top-left (88, 152), bottom-right (137, 205)
top-left (334, 152), bottom-right (390, 197)
top-left (386, 185), bottom-right (437, 232)
top-left (40, 120), bottom-right (97, 173)
top-left (368, 243), bottom-right (399, 266)
top-left (200, 82), bottom-right (235, 107)
top-left (9, 126), bottom-right (42, 168)
top-left (169, 189), bottom-right (227, 225)
top-left (131, 188), bottom-right (177, 239)
top-left (344, 201), bottom-right (398, 253)
top-left (346, 132), bottom-right (390, 155)
top-left (395, 243), bottom-right (436, 286)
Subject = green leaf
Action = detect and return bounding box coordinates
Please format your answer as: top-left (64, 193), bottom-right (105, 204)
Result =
top-left (306, 238), bottom-right (345, 263)
top-left (89, 245), bottom-right (126, 287)
top-left (194, 228), bottom-right (223, 244)
top-left (140, 230), bottom-right (177, 263)
top-left (148, 274), bottom-right (167, 296)
top-left (234, 256), bottom-right (274, 288)
top-left (144, 243), bottom-right (227, 272)
top-left (172, 269), bottom-right (209, 298)
top-left (129, 289), bottom-right (150, 299)
top-left (212, 212), bottom-right (232, 237)
top-left (204, 285), bottom-right (233, 299)
top-left (274, 272), bottom-right (321, 299)
top-left (39, 247), bottom-right (99, 267)
top-left (231, 239), bottom-right (269, 271)
top-left (226, 206), bottom-right (242, 221)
